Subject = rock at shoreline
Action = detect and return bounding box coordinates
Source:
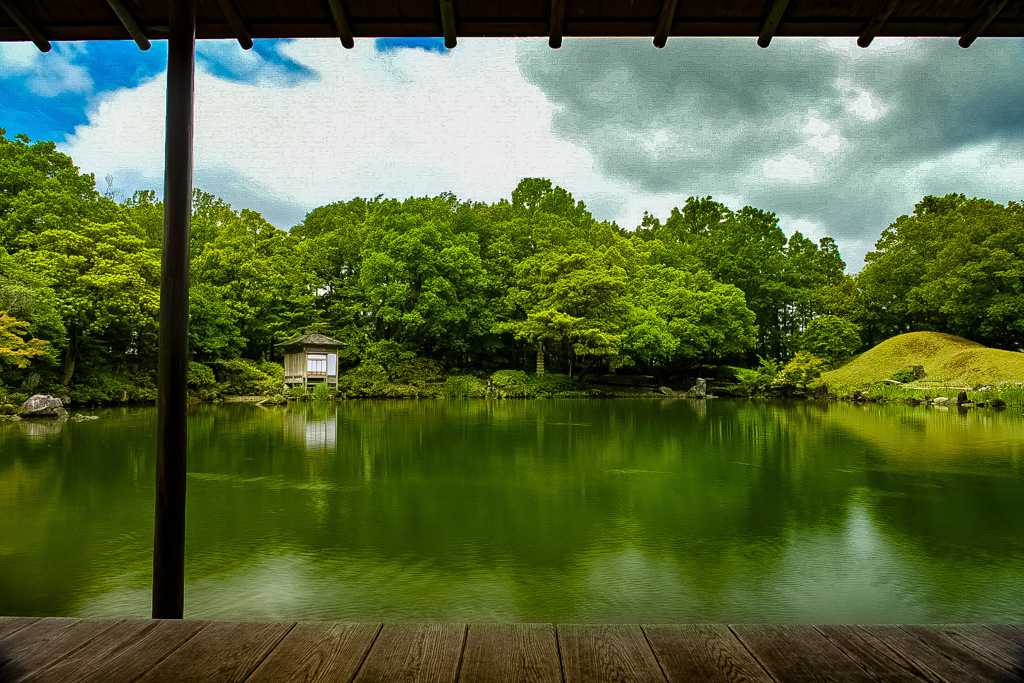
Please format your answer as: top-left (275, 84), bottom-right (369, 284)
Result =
top-left (904, 397), bottom-right (922, 406)
top-left (813, 384), bottom-right (829, 400)
top-left (657, 386), bottom-right (677, 397)
top-left (990, 398), bottom-right (1007, 409)
top-left (932, 396), bottom-right (949, 405)
top-left (18, 395), bottom-right (68, 419)
top-left (685, 378), bottom-right (708, 399)
top-left (957, 391), bottom-right (969, 405)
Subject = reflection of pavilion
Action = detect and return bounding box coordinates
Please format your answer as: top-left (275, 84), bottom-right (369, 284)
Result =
top-left (283, 408), bottom-right (336, 453)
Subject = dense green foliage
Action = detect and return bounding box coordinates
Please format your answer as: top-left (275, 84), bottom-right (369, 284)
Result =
top-left (1, 129), bottom-right (1020, 403)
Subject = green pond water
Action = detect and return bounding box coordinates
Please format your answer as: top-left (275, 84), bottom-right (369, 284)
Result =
top-left (1, 399), bottom-right (1022, 623)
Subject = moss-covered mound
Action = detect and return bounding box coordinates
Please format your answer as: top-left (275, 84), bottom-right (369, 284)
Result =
top-left (821, 331), bottom-right (1024, 388)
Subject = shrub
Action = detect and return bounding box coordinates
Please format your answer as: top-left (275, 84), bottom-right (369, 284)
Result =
top-left (217, 359), bottom-right (280, 396)
top-left (310, 381), bottom-right (333, 401)
top-left (69, 368), bottom-right (157, 405)
top-left (777, 352), bottom-right (827, 388)
top-left (890, 368), bottom-right (917, 384)
top-left (735, 356), bottom-right (779, 394)
top-left (490, 369), bottom-right (534, 397)
top-left (531, 373), bottom-right (580, 397)
top-left (187, 361), bottom-right (216, 389)
top-left (442, 375), bottom-right (486, 398)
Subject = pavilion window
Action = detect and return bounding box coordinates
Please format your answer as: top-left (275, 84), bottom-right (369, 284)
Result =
top-left (307, 353), bottom-right (328, 375)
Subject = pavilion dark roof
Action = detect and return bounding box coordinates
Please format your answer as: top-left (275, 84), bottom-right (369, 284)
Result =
top-left (275, 332), bottom-right (343, 348)
top-left (2, 0), bottom-right (1022, 46)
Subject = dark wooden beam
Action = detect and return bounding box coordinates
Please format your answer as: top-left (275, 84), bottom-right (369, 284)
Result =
top-left (439, 0), bottom-right (456, 48)
top-left (549, 0), bottom-right (566, 48)
top-left (757, 0), bottom-right (789, 48)
top-left (653, 0), bottom-right (679, 48)
top-left (0, 0), bottom-right (50, 51)
top-left (215, 0), bottom-right (253, 49)
top-left (104, 0), bottom-right (150, 50)
top-left (153, 0), bottom-right (195, 621)
top-left (959, 0), bottom-right (1010, 47)
top-left (326, 0), bottom-right (354, 48)
top-left (858, 0), bottom-right (899, 47)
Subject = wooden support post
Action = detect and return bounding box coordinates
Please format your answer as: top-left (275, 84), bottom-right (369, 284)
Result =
top-left (652, 0), bottom-right (678, 48)
top-left (757, 0), bottom-right (789, 48)
top-left (0, 0), bottom-right (50, 52)
top-left (959, 0), bottom-right (1009, 48)
top-left (549, 0), bottom-right (566, 49)
top-left (439, 0), bottom-right (456, 49)
top-left (105, 0), bottom-right (151, 50)
top-left (215, 0), bottom-right (253, 50)
top-left (326, 0), bottom-right (354, 48)
top-left (152, 0), bottom-right (195, 621)
top-left (858, 0), bottom-right (899, 47)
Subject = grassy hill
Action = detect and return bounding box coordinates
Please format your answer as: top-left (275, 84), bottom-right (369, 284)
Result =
top-left (820, 331), bottom-right (1024, 389)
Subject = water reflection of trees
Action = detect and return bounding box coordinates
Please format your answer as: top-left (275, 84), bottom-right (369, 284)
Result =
top-left (1, 400), bottom-right (1021, 619)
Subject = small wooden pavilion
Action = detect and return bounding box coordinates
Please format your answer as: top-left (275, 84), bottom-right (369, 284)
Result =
top-left (2, 0), bottom-right (1021, 622)
top-left (275, 332), bottom-right (343, 390)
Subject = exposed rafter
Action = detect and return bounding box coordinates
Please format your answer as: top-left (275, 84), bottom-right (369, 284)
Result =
top-left (104, 0), bottom-right (150, 50)
top-left (215, 0), bottom-right (253, 49)
top-left (549, 0), bottom-right (566, 48)
top-left (858, 0), bottom-right (900, 48)
top-left (653, 0), bottom-right (679, 48)
top-left (439, 0), bottom-right (457, 48)
top-left (325, 0), bottom-right (354, 49)
top-left (959, 0), bottom-right (1010, 48)
top-left (757, 0), bottom-right (789, 48)
top-left (0, 0), bottom-right (49, 51)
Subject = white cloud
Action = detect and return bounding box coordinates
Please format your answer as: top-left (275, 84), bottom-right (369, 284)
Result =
top-left (0, 43), bottom-right (92, 97)
top-left (762, 154), bottom-right (815, 182)
top-left (62, 39), bottom-right (625, 228)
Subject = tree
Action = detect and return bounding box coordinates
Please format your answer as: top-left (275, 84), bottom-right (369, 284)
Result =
top-left (777, 352), bottom-right (826, 388)
top-left (796, 315), bottom-right (861, 366)
top-left (0, 311), bottom-right (49, 368)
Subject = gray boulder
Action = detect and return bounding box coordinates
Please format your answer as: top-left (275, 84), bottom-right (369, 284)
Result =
top-left (657, 386), bottom-right (678, 397)
top-left (18, 394), bottom-right (68, 419)
top-left (932, 396), bottom-right (949, 405)
top-left (685, 378), bottom-right (708, 399)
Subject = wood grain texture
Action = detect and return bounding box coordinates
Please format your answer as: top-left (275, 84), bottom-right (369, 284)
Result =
top-left (247, 622), bottom-right (381, 682)
top-left (0, 618), bottom-right (121, 682)
top-left (458, 623), bottom-right (562, 683)
top-left (730, 624), bottom-right (873, 682)
top-left (72, 619), bottom-right (209, 683)
top-left (898, 625), bottom-right (1024, 681)
top-left (855, 625), bottom-right (988, 682)
top-left (138, 620), bottom-right (294, 683)
top-left (924, 626), bottom-right (1024, 677)
top-left (558, 624), bottom-right (666, 683)
top-left (21, 619), bottom-right (156, 682)
top-left (644, 624), bottom-right (772, 683)
top-left (0, 618), bottom-right (41, 643)
top-left (817, 624), bottom-right (942, 682)
top-left (353, 622), bottom-right (465, 683)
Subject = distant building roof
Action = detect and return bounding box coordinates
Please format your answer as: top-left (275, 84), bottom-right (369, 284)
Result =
top-left (275, 333), bottom-right (344, 348)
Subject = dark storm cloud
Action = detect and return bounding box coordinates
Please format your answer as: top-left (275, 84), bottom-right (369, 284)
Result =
top-left (516, 38), bottom-right (1024, 267)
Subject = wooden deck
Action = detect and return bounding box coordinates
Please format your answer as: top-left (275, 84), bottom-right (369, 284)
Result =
top-left (0, 619), bottom-right (1021, 682)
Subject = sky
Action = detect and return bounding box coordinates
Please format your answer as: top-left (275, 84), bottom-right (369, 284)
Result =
top-left (1, 35), bottom-right (1022, 270)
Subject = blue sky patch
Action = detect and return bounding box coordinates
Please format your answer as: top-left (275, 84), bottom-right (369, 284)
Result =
top-left (375, 37), bottom-right (447, 54)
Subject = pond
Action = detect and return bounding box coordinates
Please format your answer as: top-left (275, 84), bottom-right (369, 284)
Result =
top-left (1, 399), bottom-right (1022, 623)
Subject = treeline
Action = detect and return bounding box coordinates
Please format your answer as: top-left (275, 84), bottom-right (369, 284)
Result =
top-left (1, 129), bottom-right (1022, 403)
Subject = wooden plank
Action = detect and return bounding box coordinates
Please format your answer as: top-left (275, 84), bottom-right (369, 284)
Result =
top-left (817, 625), bottom-right (943, 682)
top-left (986, 625), bottom-right (1024, 648)
top-left (458, 623), bottom-right (561, 683)
top-left (854, 625), bottom-right (990, 682)
top-left (558, 624), bottom-right (666, 683)
top-left (66, 619), bottom-right (209, 683)
top-left (0, 0), bottom-right (50, 50)
top-left (730, 624), bottom-right (873, 682)
top-left (138, 621), bottom-right (294, 683)
top-left (353, 623), bottom-right (465, 683)
top-left (21, 619), bottom-right (156, 682)
top-left (0, 618), bottom-right (122, 682)
top-left (928, 626), bottom-right (1024, 676)
top-left (898, 626), bottom-right (1024, 681)
top-left (0, 618), bottom-right (41, 642)
top-left (643, 624), bottom-right (771, 683)
top-left (959, 0), bottom-right (1010, 47)
top-left (247, 622), bottom-right (381, 683)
